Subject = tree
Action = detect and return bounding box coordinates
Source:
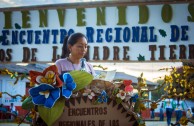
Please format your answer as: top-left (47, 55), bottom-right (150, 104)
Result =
top-left (151, 79), bottom-right (165, 101)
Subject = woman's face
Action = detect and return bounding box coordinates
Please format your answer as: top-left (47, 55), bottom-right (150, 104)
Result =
top-left (69, 37), bottom-right (88, 59)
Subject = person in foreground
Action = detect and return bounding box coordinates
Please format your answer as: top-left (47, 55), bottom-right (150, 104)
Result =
top-left (55, 32), bottom-right (95, 76)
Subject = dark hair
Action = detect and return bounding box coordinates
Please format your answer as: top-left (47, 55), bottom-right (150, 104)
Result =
top-left (61, 32), bottom-right (88, 60)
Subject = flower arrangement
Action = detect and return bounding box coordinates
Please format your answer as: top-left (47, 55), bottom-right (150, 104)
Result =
top-left (0, 62), bottom-right (194, 126)
top-left (0, 65), bottom-right (166, 126)
top-left (23, 65), bottom-right (145, 126)
top-left (22, 65), bottom-right (95, 126)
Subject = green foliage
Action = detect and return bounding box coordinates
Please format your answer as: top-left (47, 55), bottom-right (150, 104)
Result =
top-left (137, 54), bottom-right (145, 61)
top-left (112, 88), bottom-right (119, 96)
top-left (159, 29), bottom-right (167, 37)
top-left (38, 98), bottom-right (65, 126)
top-left (116, 97), bottom-right (122, 104)
top-left (134, 98), bottom-right (141, 113)
top-left (15, 23), bottom-right (21, 29)
top-left (20, 73), bottom-right (27, 80)
top-left (151, 79), bottom-right (165, 101)
top-left (70, 70), bottom-right (93, 92)
top-left (22, 96), bottom-right (34, 110)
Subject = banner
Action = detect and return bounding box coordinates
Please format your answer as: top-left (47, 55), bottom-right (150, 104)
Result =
top-left (0, 3), bottom-right (194, 63)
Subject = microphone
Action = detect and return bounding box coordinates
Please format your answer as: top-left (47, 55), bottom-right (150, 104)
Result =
top-left (80, 58), bottom-right (86, 71)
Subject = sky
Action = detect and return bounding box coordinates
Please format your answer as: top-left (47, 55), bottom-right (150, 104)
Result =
top-left (0, 0), bottom-right (106, 8)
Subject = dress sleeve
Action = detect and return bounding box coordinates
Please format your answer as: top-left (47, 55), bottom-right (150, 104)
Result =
top-left (55, 60), bottom-right (62, 75)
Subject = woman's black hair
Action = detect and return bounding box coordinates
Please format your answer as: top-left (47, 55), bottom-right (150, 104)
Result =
top-left (61, 32), bottom-right (88, 60)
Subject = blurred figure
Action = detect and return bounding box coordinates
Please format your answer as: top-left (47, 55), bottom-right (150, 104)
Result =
top-left (9, 103), bottom-right (17, 120)
top-left (0, 104), bottom-right (7, 119)
top-left (186, 108), bottom-right (193, 119)
top-left (164, 98), bottom-right (175, 126)
top-left (174, 97), bottom-right (184, 126)
top-left (150, 108), bottom-right (155, 119)
top-left (159, 103), bottom-right (164, 121)
top-left (0, 104), bottom-right (7, 112)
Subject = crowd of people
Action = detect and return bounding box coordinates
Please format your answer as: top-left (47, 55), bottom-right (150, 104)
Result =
top-left (150, 98), bottom-right (194, 126)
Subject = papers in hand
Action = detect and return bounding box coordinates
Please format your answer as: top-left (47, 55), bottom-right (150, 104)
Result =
top-left (95, 70), bottom-right (116, 82)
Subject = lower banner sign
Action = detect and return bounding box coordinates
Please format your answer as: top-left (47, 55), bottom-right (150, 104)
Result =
top-left (54, 97), bottom-right (137, 126)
